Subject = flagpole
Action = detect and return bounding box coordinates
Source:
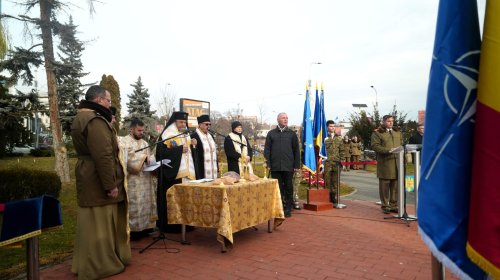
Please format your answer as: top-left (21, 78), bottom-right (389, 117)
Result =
top-left (431, 255), bottom-right (445, 280)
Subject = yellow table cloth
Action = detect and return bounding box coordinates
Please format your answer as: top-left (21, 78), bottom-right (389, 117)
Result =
top-left (166, 178), bottom-right (285, 247)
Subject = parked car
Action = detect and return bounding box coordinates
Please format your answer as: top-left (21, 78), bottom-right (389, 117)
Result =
top-left (12, 144), bottom-right (34, 154)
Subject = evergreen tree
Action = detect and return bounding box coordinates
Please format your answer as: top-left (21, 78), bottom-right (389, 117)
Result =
top-left (348, 110), bottom-right (378, 150)
top-left (0, 48), bottom-right (44, 157)
top-left (0, 76), bottom-right (44, 157)
top-left (125, 76), bottom-right (158, 144)
top-left (348, 105), bottom-right (411, 149)
top-left (0, 0), bottom-right (90, 182)
top-left (100, 74), bottom-right (121, 131)
top-left (55, 16), bottom-right (88, 136)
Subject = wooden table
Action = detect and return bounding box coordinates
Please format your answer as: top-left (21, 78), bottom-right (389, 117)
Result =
top-left (166, 178), bottom-right (285, 252)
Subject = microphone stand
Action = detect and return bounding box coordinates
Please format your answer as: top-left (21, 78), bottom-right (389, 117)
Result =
top-left (134, 131), bottom-right (189, 153)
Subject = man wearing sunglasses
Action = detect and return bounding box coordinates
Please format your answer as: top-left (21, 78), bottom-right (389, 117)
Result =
top-left (190, 114), bottom-right (219, 179)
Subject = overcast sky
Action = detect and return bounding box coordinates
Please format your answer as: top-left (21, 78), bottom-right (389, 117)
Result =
top-left (2, 0), bottom-right (487, 125)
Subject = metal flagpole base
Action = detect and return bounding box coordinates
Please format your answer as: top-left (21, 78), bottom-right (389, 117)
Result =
top-left (293, 201), bottom-right (302, 210)
top-left (334, 203), bottom-right (347, 209)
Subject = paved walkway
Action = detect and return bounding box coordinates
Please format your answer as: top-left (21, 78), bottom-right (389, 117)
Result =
top-left (39, 198), bottom-right (457, 280)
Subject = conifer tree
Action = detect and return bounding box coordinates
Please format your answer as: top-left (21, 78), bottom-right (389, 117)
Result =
top-left (125, 76), bottom-right (158, 144)
top-left (100, 74), bottom-right (121, 131)
top-left (55, 16), bottom-right (88, 136)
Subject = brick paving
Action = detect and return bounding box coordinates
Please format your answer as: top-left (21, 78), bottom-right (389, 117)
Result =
top-left (39, 200), bottom-right (458, 280)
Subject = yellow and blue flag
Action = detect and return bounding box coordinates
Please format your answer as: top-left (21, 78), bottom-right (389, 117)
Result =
top-left (313, 83), bottom-right (327, 158)
top-left (418, 0), bottom-right (485, 279)
top-left (319, 84), bottom-right (327, 158)
top-left (302, 85), bottom-right (316, 173)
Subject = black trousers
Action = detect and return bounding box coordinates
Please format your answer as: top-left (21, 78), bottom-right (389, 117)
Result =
top-left (271, 171), bottom-right (294, 214)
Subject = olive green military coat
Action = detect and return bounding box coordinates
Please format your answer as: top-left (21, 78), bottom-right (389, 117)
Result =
top-left (370, 127), bottom-right (402, 179)
top-left (71, 109), bottom-right (126, 207)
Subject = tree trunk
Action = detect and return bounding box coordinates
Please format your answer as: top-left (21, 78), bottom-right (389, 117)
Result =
top-left (39, 0), bottom-right (70, 183)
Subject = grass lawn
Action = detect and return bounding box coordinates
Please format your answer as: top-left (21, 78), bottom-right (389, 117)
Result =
top-left (0, 154), bottom-right (358, 279)
top-left (0, 156), bottom-right (78, 279)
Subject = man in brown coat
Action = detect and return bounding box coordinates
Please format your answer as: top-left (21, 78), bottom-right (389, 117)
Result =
top-left (71, 85), bottom-right (131, 279)
top-left (371, 115), bottom-right (402, 214)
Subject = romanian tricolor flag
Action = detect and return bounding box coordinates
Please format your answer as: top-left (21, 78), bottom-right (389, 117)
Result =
top-left (319, 83), bottom-right (327, 158)
top-left (313, 83), bottom-right (327, 158)
top-left (466, 1), bottom-right (500, 278)
top-left (302, 84), bottom-right (316, 173)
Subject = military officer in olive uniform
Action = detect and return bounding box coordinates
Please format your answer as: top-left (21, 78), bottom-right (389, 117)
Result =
top-left (371, 115), bottom-right (402, 214)
top-left (324, 120), bottom-right (344, 204)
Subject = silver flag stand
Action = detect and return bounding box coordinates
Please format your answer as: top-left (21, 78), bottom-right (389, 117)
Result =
top-left (334, 163), bottom-right (346, 209)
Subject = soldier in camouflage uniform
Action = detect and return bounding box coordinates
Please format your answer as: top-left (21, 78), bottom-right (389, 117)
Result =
top-left (324, 120), bottom-right (344, 204)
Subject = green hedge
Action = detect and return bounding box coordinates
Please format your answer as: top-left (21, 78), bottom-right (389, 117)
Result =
top-left (30, 148), bottom-right (53, 157)
top-left (0, 168), bottom-right (61, 203)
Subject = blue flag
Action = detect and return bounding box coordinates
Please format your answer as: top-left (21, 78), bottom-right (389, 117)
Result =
top-left (418, 0), bottom-right (485, 279)
top-left (302, 87), bottom-right (316, 173)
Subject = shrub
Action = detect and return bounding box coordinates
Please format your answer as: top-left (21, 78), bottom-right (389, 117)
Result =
top-left (30, 148), bottom-right (53, 157)
top-left (0, 168), bottom-right (61, 203)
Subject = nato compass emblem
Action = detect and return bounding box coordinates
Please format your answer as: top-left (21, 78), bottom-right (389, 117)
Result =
top-left (425, 50), bottom-right (480, 180)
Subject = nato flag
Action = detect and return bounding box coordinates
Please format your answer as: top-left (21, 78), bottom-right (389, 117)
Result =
top-left (418, 0), bottom-right (485, 279)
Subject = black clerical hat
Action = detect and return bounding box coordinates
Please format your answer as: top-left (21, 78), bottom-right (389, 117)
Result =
top-left (197, 114), bottom-right (210, 124)
top-left (165, 111), bottom-right (188, 128)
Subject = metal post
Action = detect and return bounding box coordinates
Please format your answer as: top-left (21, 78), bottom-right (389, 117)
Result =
top-left (414, 150), bottom-right (420, 218)
top-left (431, 255), bottom-right (445, 280)
top-left (34, 111), bottom-right (39, 149)
top-left (397, 150), bottom-right (405, 217)
top-left (292, 170), bottom-right (301, 209)
top-left (27, 237), bottom-right (40, 280)
top-left (334, 163), bottom-right (346, 209)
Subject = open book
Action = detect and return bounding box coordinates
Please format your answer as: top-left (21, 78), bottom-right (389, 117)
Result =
top-left (143, 159), bottom-right (172, 172)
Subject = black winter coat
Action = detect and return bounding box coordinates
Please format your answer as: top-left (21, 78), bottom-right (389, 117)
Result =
top-left (224, 134), bottom-right (253, 174)
top-left (264, 127), bottom-right (300, 172)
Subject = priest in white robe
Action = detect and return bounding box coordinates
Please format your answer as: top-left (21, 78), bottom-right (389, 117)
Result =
top-left (119, 118), bottom-right (157, 240)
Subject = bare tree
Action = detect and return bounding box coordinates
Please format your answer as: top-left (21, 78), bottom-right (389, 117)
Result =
top-left (257, 99), bottom-right (266, 125)
top-left (156, 83), bottom-right (176, 119)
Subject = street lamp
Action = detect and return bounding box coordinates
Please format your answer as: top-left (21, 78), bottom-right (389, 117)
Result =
top-left (370, 85), bottom-right (378, 108)
top-left (308, 62), bottom-right (322, 88)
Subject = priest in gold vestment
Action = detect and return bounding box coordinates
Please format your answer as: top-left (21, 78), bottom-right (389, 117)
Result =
top-left (119, 118), bottom-right (157, 240)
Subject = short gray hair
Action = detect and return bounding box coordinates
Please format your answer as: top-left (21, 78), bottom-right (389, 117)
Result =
top-left (85, 85), bottom-right (107, 101)
top-left (277, 112), bottom-right (287, 120)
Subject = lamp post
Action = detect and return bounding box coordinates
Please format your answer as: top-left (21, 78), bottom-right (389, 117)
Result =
top-left (370, 85), bottom-right (378, 108)
top-left (308, 62), bottom-right (322, 89)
